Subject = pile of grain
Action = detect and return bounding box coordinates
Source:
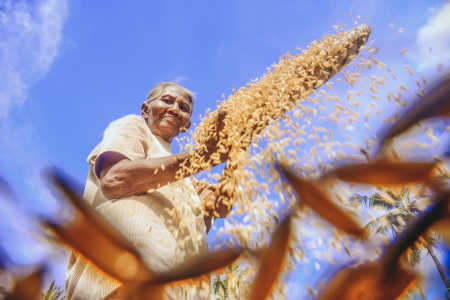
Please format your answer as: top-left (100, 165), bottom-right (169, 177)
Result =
top-left (174, 21), bottom-right (447, 298)
top-left (177, 24), bottom-right (372, 241)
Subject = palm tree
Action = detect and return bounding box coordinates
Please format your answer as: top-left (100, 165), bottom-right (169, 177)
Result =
top-left (213, 274), bottom-right (228, 300)
top-left (352, 186), bottom-right (450, 290)
top-left (213, 264), bottom-right (253, 300)
top-left (40, 280), bottom-right (65, 300)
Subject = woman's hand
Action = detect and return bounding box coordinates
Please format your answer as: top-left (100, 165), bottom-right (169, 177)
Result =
top-left (194, 180), bottom-right (232, 233)
top-left (203, 107), bottom-right (229, 163)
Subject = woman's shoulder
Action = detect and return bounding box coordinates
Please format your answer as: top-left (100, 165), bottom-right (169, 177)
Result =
top-left (113, 114), bottom-right (145, 125)
top-left (105, 114), bottom-right (148, 132)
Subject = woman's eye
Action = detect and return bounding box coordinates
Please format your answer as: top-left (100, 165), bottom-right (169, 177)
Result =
top-left (181, 106), bottom-right (188, 112)
top-left (162, 99), bottom-right (171, 104)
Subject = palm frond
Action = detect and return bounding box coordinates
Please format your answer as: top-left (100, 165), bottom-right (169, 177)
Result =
top-left (402, 243), bottom-right (423, 268)
top-left (213, 275), bottom-right (228, 299)
top-left (363, 208), bottom-right (409, 237)
top-left (432, 225), bottom-right (450, 245)
top-left (409, 197), bottom-right (432, 214)
top-left (41, 280), bottom-right (65, 300)
top-left (352, 193), bottom-right (396, 210)
top-left (364, 213), bottom-right (393, 236)
top-left (399, 186), bottom-right (412, 200)
top-left (350, 194), bottom-right (367, 209)
top-left (430, 173), bottom-right (450, 191)
top-left (402, 211), bottom-right (419, 224)
top-left (419, 232), bottom-right (438, 250)
top-left (384, 189), bottom-right (404, 205)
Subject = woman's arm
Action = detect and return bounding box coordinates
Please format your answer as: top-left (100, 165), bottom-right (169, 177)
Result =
top-left (99, 147), bottom-right (226, 200)
top-left (99, 107), bottom-right (229, 200)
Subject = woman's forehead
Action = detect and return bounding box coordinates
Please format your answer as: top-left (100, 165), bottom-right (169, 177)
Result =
top-left (161, 86), bottom-right (194, 111)
top-left (162, 86), bottom-right (190, 100)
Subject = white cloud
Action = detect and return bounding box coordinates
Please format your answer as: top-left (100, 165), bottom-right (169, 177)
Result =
top-left (0, 0), bottom-right (69, 118)
top-left (409, 3), bottom-right (450, 72)
top-left (0, 0), bottom-right (70, 269)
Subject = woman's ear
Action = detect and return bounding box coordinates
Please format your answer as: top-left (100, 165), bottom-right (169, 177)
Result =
top-left (141, 103), bottom-right (149, 119)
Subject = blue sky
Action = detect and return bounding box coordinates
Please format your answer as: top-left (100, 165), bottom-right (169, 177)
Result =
top-left (1, 0), bottom-right (450, 298)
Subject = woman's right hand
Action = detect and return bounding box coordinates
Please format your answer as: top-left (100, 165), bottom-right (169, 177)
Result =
top-left (203, 107), bottom-right (229, 163)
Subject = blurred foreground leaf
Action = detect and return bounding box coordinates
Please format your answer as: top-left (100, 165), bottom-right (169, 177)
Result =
top-left (248, 216), bottom-right (291, 300)
top-left (280, 165), bottom-right (364, 237)
top-left (45, 168), bottom-right (155, 284)
top-left (7, 268), bottom-right (44, 300)
top-left (322, 161), bottom-right (436, 186)
top-left (381, 75), bottom-right (450, 142)
top-left (318, 193), bottom-right (449, 299)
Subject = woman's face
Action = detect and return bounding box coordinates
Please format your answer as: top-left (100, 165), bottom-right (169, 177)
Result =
top-left (141, 86), bottom-right (192, 143)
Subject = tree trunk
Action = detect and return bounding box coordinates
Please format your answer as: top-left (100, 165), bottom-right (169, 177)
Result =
top-left (425, 245), bottom-right (450, 288)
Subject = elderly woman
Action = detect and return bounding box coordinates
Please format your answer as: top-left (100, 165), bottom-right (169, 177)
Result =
top-left (65, 82), bottom-right (230, 300)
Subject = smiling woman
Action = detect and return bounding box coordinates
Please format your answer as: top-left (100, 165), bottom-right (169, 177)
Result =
top-left (65, 82), bottom-right (232, 300)
top-left (141, 84), bottom-right (194, 143)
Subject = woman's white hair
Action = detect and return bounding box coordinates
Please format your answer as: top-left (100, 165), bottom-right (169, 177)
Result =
top-left (145, 82), bottom-right (195, 112)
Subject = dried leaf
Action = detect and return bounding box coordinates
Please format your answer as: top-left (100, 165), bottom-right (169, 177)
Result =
top-left (248, 216), bottom-right (292, 300)
top-left (323, 161), bottom-right (436, 186)
top-left (149, 249), bottom-right (242, 284)
top-left (9, 267), bottom-right (44, 300)
top-left (280, 166), bottom-right (363, 236)
top-left (45, 168), bottom-right (154, 283)
top-left (381, 75), bottom-right (450, 141)
top-left (431, 219), bottom-right (450, 244)
top-left (113, 250), bottom-right (243, 299)
top-left (317, 259), bottom-right (416, 300)
top-left (319, 194), bottom-right (449, 299)
top-left (383, 193), bottom-right (449, 267)
top-left (98, 250), bottom-right (240, 299)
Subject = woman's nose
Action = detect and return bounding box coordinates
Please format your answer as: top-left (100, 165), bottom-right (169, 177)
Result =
top-left (167, 103), bottom-right (181, 116)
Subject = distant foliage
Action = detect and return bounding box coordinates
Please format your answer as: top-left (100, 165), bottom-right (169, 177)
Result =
top-left (355, 186), bottom-right (436, 263)
top-left (213, 264), bottom-right (253, 300)
top-left (353, 185), bottom-right (450, 295)
top-left (41, 280), bottom-right (65, 300)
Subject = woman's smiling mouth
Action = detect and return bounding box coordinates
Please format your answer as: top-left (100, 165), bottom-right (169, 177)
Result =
top-left (163, 115), bottom-right (180, 126)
